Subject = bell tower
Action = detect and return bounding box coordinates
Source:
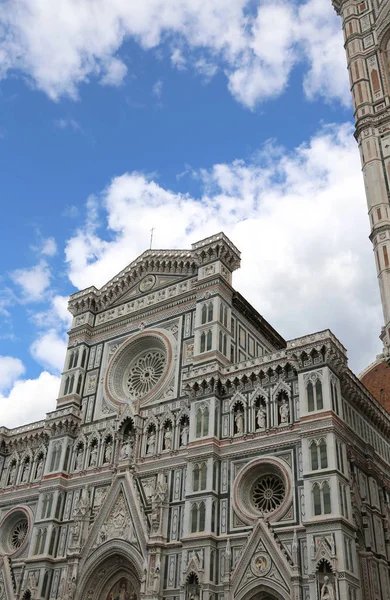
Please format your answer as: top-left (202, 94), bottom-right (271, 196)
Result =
top-left (332, 0), bottom-right (390, 357)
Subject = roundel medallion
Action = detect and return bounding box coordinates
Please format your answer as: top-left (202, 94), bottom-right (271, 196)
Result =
top-left (251, 552), bottom-right (272, 577)
top-left (139, 275), bottom-right (156, 293)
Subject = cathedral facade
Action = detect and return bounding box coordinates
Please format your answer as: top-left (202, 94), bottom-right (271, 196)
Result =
top-left (1, 232), bottom-right (390, 600)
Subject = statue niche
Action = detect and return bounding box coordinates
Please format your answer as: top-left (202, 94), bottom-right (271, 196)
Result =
top-left (186, 572), bottom-right (200, 600)
top-left (317, 560), bottom-right (336, 600)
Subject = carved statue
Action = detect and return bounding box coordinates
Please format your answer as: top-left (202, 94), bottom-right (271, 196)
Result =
top-left (151, 475), bottom-right (167, 531)
top-left (234, 408), bottom-right (244, 434)
top-left (8, 463), bottom-right (16, 485)
top-left (28, 571), bottom-right (37, 590)
top-left (280, 399), bottom-right (289, 424)
top-left (256, 406), bottom-right (266, 430)
top-left (89, 445), bottom-right (98, 467)
top-left (71, 521), bottom-right (80, 540)
top-left (36, 458), bottom-right (43, 479)
top-left (120, 438), bottom-right (130, 459)
top-left (147, 430), bottom-right (156, 455)
top-left (164, 427), bottom-right (172, 450)
top-left (180, 424), bottom-right (189, 447)
top-left (75, 447), bottom-right (83, 471)
top-left (104, 440), bottom-right (112, 463)
top-left (152, 567), bottom-right (160, 593)
top-left (320, 576), bottom-right (335, 600)
top-left (21, 462), bottom-right (29, 483)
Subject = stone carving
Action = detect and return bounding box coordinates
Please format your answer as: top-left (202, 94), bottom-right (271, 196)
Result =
top-left (89, 445), bottom-right (98, 467)
top-left (146, 429), bottom-right (156, 455)
top-left (163, 425), bottom-right (173, 450)
top-left (86, 373), bottom-right (97, 394)
top-left (75, 447), bottom-right (83, 471)
top-left (21, 462), bottom-right (29, 483)
top-left (103, 440), bottom-right (113, 463)
top-left (142, 478), bottom-right (156, 502)
top-left (234, 407), bottom-right (244, 434)
top-left (151, 474), bottom-right (167, 533)
top-left (280, 399), bottom-right (289, 424)
top-left (251, 552), bottom-right (272, 577)
top-left (98, 493), bottom-right (136, 543)
top-left (320, 576), bottom-right (334, 600)
top-left (256, 406), bottom-right (266, 430)
top-left (180, 423), bottom-right (189, 447)
top-left (8, 463), bottom-right (16, 486)
top-left (36, 458), bottom-right (44, 479)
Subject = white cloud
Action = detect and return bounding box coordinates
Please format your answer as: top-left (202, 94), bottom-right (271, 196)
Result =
top-left (55, 118), bottom-right (83, 133)
top-left (10, 260), bottom-right (51, 302)
top-left (152, 79), bottom-right (163, 99)
top-left (0, 355), bottom-right (25, 392)
top-left (0, 371), bottom-right (60, 428)
top-left (41, 236), bottom-right (57, 257)
top-left (33, 295), bottom-right (72, 330)
top-left (0, 0), bottom-right (348, 107)
top-left (30, 329), bottom-right (68, 373)
top-left (64, 122), bottom-right (382, 374)
top-left (298, 0), bottom-right (349, 105)
top-left (171, 48), bottom-right (186, 70)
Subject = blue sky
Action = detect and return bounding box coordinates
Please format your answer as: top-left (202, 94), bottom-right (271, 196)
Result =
top-left (0, 0), bottom-right (383, 427)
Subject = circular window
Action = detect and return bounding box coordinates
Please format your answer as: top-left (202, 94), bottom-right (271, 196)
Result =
top-left (10, 519), bottom-right (28, 550)
top-left (105, 330), bottom-right (174, 407)
top-left (233, 457), bottom-right (292, 523)
top-left (252, 474), bottom-right (285, 513)
top-left (126, 350), bottom-right (166, 398)
top-left (0, 509), bottom-right (30, 556)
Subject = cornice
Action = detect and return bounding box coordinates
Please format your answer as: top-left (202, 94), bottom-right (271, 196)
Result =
top-left (68, 295), bottom-right (197, 343)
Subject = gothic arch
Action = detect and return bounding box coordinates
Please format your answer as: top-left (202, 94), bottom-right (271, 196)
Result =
top-left (234, 578), bottom-right (290, 600)
top-left (271, 380), bottom-right (291, 400)
top-left (76, 539), bottom-right (144, 600)
top-left (229, 391), bottom-right (247, 410)
top-left (249, 385), bottom-right (269, 406)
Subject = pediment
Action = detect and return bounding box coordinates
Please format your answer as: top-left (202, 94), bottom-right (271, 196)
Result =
top-left (231, 520), bottom-right (293, 597)
top-left (109, 273), bottom-right (192, 309)
top-left (81, 473), bottom-right (148, 561)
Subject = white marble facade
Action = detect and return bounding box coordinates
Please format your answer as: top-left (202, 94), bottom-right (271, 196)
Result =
top-left (0, 233), bottom-right (390, 600)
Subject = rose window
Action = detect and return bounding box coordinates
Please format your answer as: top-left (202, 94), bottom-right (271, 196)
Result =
top-left (0, 510), bottom-right (30, 555)
top-left (10, 519), bottom-right (28, 550)
top-left (252, 474), bottom-right (285, 513)
top-left (126, 350), bottom-right (166, 398)
top-left (105, 330), bottom-right (175, 407)
top-left (233, 457), bottom-right (292, 523)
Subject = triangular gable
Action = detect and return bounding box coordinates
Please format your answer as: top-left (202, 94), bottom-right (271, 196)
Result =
top-left (81, 472), bottom-right (148, 562)
top-left (231, 519), bottom-right (293, 597)
top-left (109, 273), bottom-right (192, 309)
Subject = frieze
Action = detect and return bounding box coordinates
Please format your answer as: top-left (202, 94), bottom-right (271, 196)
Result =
top-left (69, 297), bottom-right (197, 346)
top-left (93, 280), bottom-right (192, 327)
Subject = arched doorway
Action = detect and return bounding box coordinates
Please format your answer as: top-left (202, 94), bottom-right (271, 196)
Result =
top-left (236, 581), bottom-right (290, 600)
top-left (76, 542), bottom-right (143, 600)
top-left (247, 595), bottom-right (280, 600)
